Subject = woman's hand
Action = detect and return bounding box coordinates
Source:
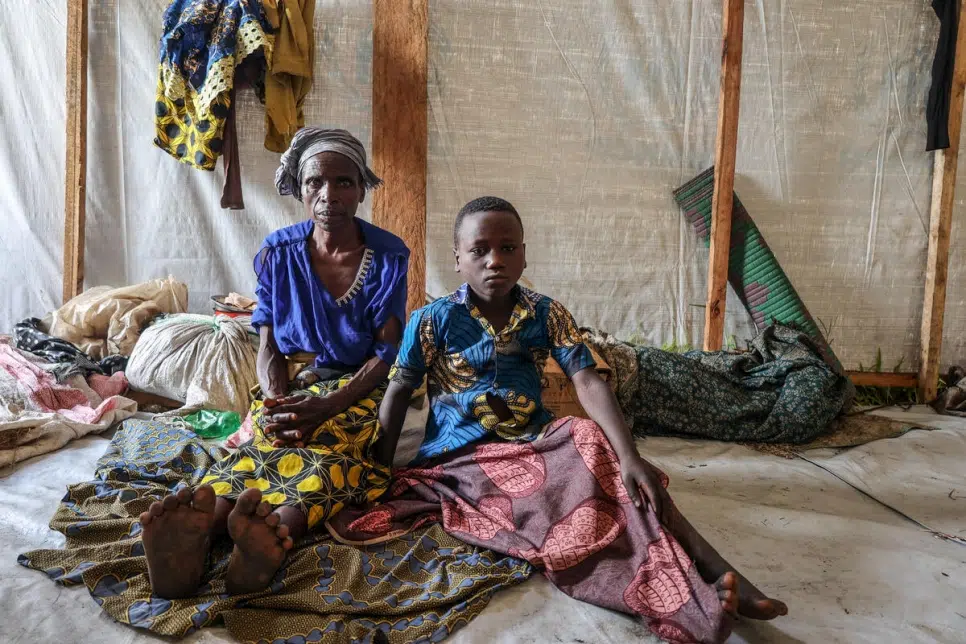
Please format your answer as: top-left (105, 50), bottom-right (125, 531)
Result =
top-left (262, 395), bottom-right (337, 447)
top-left (621, 453), bottom-right (670, 524)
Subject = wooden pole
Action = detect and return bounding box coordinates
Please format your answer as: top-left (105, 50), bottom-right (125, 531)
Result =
top-left (919, 0), bottom-right (966, 402)
top-left (62, 0), bottom-right (88, 303)
top-left (371, 0), bottom-right (428, 315)
top-left (848, 371), bottom-right (918, 389)
top-left (704, 0), bottom-right (745, 351)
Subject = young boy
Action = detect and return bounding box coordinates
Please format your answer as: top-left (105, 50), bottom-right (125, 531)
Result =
top-left (371, 197), bottom-right (787, 643)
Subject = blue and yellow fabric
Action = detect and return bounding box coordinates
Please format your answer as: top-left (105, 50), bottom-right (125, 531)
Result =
top-left (18, 419), bottom-right (531, 642)
top-left (202, 376), bottom-right (390, 528)
top-left (392, 284), bottom-right (596, 463)
top-left (154, 0), bottom-right (274, 170)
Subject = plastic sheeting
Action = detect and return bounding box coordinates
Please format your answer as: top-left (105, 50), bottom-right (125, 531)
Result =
top-left (1, 1), bottom-right (964, 370)
top-left (4, 410), bottom-right (966, 643)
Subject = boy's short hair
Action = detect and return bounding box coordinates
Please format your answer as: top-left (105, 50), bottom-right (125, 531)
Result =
top-left (454, 196), bottom-right (524, 246)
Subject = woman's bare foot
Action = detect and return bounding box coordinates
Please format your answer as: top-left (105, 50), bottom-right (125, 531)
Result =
top-left (225, 488), bottom-right (293, 595)
top-left (715, 572), bottom-right (739, 616)
top-left (139, 485), bottom-right (216, 599)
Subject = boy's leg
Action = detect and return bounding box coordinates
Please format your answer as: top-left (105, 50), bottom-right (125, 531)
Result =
top-left (225, 488), bottom-right (298, 595)
top-left (140, 485), bottom-right (218, 599)
top-left (663, 496), bottom-right (788, 620)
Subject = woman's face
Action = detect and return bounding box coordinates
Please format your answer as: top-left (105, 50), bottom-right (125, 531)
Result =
top-left (300, 152), bottom-right (365, 231)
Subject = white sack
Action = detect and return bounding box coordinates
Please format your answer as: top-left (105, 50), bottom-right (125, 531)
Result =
top-left (126, 314), bottom-right (257, 415)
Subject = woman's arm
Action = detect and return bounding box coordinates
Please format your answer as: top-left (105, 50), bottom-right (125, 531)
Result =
top-left (323, 315), bottom-right (402, 411)
top-left (257, 325), bottom-right (289, 400)
top-left (571, 367), bottom-right (668, 521)
top-left (264, 317), bottom-right (402, 443)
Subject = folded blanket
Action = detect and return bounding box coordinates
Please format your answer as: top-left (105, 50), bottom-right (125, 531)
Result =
top-left (582, 325), bottom-right (852, 444)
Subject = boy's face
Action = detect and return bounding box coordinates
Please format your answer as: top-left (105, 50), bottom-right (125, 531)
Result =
top-left (454, 210), bottom-right (526, 300)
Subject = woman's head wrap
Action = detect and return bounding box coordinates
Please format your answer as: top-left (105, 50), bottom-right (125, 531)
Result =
top-left (274, 127), bottom-right (382, 201)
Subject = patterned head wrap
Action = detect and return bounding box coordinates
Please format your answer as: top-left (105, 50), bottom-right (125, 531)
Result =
top-left (274, 127), bottom-right (382, 201)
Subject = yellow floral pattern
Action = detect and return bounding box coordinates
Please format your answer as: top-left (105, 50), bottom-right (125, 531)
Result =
top-left (470, 390), bottom-right (539, 440)
top-left (432, 352), bottom-right (477, 394)
top-left (203, 376), bottom-right (389, 527)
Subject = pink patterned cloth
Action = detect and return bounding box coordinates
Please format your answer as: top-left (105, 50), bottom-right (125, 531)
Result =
top-left (87, 372), bottom-right (129, 400)
top-left (330, 417), bottom-right (731, 643)
top-left (225, 410), bottom-right (255, 448)
top-left (0, 343), bottom-right (137, 468)
top-left (0, 344), bottom-right (114, 424)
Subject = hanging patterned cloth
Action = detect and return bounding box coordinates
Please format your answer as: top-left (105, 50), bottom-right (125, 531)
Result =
top-left (153, 0), bottom-right (274, 172)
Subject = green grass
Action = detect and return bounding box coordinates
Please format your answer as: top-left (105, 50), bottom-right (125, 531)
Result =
top-left (852, 348), bottom-right (924, 408)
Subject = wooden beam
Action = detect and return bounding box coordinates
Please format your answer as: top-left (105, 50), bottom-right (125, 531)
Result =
top-left (62, 0), bottom-right (88, 303)
top-left (920, 0), bottom-right (966, 402)
top-left (704, 0), bottom-right (746, 351)
top-left (848, 372), bottom-right (918, 389)
top-left (371, 0), bottom-right (428, 315)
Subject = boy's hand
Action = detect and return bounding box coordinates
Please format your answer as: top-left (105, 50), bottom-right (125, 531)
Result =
top-left (621, 454), bottom-right (669, 523)
top-left (262, 395), bottom-right (336, 447)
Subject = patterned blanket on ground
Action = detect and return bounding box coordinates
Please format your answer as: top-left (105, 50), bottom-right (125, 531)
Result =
top-left (0, 340), bottom-right (136, 468)
top-left (18, 419), bottom-right (531, 643)
top-left (582, 325), bottom-right (852, 444)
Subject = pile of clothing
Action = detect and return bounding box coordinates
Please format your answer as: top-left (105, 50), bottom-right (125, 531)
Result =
top-left (2, 278), bottom-right (261, 466)
top-left (0, 339), bottom-right (136, 468)
top-left (155, 0), bottom-right (316, 208)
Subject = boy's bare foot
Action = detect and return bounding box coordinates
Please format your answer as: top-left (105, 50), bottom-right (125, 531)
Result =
top-left (139, 485), bottom-right (216, 599)
top-left (225, 488), bottom-right (293, 595)
top-left (715, 572), bottom-right (739, 616)
top-left (707, 568), bottom-right (787, 620)
top-left (735, 578), bottom-right (788, 620)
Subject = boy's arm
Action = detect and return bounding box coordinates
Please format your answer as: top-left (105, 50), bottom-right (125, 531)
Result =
top-left (571, 367), bottom-right (668, 521)
top-left (373, 379), bottom-right (414, 467)
top-left (370, 308), bottom-right (434, 468)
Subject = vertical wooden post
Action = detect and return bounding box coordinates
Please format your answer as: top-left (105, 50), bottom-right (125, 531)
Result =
top-left (63, 0), bottom-right (88, 303)
top-left (371, 0), bottom-right (428, 315)
top-left (704, 0), bottom-right (745, 351)
top-left (920, 0), bottom-right (966, 401)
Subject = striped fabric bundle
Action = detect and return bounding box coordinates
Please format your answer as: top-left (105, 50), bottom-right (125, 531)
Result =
top-left (674, 167), bottom-right (845, 376)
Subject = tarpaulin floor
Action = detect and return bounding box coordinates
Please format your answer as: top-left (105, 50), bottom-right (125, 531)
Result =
top-left (2, 407), bottom-right (964, 643)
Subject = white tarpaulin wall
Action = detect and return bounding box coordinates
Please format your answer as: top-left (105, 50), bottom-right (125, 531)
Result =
top-left (1, 0), bottom-right (964, 371)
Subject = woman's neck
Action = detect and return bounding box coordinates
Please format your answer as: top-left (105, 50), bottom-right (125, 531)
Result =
top-left (312, 218), bottom-right (363, 254)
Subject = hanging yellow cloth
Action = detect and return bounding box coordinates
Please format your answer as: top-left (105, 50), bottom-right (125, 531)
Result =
top-left (262, 0), bottom-right (316, 153)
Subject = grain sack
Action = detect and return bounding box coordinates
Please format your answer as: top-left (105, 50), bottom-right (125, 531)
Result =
top-left (46, 277), bottom-right (188, 360)
top-left (126, 314), bottom-right (257, 415)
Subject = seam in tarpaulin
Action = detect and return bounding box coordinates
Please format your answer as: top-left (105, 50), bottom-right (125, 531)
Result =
top-left (867, 108), bottom-right (886, 284)
top-left (538, 0), bottom-right (597, 248)
top-left (787, 5), bottom-right (818, 105)
top-left (116, 0), bottom-right (131, 287)
top-left (676, 0), bottom-right (697, 346)
top-left (757, 0), bottom-right (788, 202)
top-left (428, 63), bottom-right (465, 204)
top-left (796, 453), bottom-right (966, 547)
top-left (892, 132), bottom-right (928, 235)
top-left (883, 15), bottom-right (904, 129)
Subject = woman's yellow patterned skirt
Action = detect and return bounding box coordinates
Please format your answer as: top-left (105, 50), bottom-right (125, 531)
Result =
top-left (202, 377), bottom-right (390, 528)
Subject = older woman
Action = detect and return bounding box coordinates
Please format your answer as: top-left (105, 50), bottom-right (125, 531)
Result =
top-left (138, 128), bottom-right (409, 599)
